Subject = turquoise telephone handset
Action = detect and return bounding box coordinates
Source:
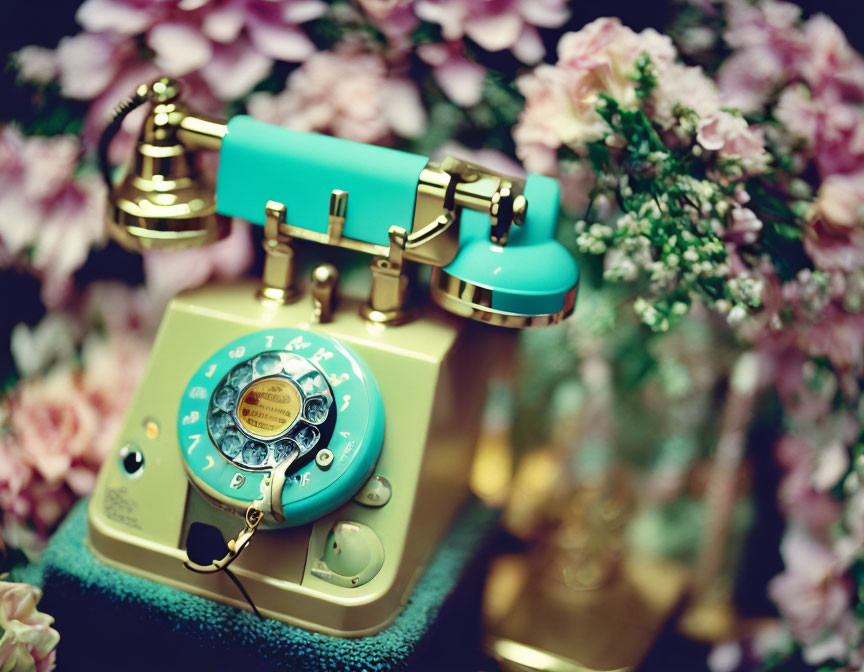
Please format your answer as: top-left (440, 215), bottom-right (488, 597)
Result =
top-left (88, 78), bottom-right (578, 634)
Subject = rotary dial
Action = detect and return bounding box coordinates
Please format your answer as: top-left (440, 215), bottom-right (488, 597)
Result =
top-left (206, 352), bottom-right (335, 471)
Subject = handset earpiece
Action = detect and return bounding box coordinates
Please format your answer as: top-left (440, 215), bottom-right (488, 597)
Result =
top-left (430, 175), bottom-right (579, 328)
top-left (99, 78), bottom-right (229, 252)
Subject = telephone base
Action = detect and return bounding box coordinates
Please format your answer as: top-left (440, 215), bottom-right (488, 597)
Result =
top-left (86, 281), bottom-right (499, 635)
top-left (28, 497), bottom-right (498, 672)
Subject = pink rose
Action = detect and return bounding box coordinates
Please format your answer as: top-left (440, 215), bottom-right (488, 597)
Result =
top-left (514, 17), bottom-right (734, 183)
top-left (769, 527), bottom-right (852, 660)
top-left (799, 14), bottom-right (864, 102)
top-left (1, 329), bottom-right (150, 536)
top-left (805, 172), bottom-right (864, 272)
top-left (6, 369), bottom-right (100, 485)
top-left (0, 582), bottom-right (59, 672)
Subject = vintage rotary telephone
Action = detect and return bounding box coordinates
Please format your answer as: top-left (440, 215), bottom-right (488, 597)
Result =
top-left (87, 78), bottom-right (578, 635)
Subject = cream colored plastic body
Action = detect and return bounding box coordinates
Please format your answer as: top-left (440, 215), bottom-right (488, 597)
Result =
top-left (87, 281), bottom-right (492, 636)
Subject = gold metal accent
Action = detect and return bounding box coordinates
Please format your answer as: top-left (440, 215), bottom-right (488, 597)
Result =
top-left (360, 226), bottom-right (418, 325)
top-left (327, 190), bottom-right (348, 244)
top-left (144, 419), bottom-right (160, 440)
top-left (236, 377), bottom-right (302, 438)
top-left (105, 78), bottom-right (230, 252)
top-left (103, 79), bottom-right (576, 330)
top-left (311, 263), bottom-right (339, 324)
top-left (483, 554), bottom-right (690, 672)
top-left (258, 201), bottom-right (300, 305)
top-left (429, 268), bottom-right (577, 328)
top-left (183, 502), bottom-right (263, 574)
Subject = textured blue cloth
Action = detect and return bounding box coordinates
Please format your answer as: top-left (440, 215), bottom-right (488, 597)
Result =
top-left (18, 499), bottom-right (497, 672)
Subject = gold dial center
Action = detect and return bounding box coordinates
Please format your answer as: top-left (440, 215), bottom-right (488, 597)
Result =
top-left (236, 377), bottom-right (301, 438)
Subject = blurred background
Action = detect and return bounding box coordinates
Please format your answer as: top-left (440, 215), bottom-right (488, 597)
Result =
top-left (3, 1), bottom-right (864, 671)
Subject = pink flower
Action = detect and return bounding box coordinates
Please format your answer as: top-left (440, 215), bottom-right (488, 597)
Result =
top-left (5, 368), bottom-right (100, 486)
top-left (142, 220), bottom-right (253, 304)
top-left (63, 0), bottom-right (324, 102)
top-left (716, 0), bottom-right (805, 113)
top-left (0, 327), bottom-right (150, 536)
top-left (805, 172), bottom-right (864, 272)
top-left (0, 582), bottom-right (59, 672)
top-left (799, 14), bottom-right (864, 102)
top-left (414, 0), bottom-right (569, 64)
top-left (513, 17), bottom-right (733, 210)
top-left (696, 112), bottom-right (769, 173)
top-left (515, 18), bottom-right (663, 170)
top-left (768, 527), bottom-right (852, 661)
top-left (0, 129), bottom-right (106, 307)
top-left (776, 86), bottom-right (864, 178)
top-left (247, 45), bottom-right (426, 143)
top-left (726, 206), bottom-right (763, 245)
top-left (356, 0), bottom-right (419, 46)
top-left (775, 434), bottom-right (843, 537)
top-left (418, 42), bottom-right (486, 108)
top-left (804, 306), bottom-right (864, 371)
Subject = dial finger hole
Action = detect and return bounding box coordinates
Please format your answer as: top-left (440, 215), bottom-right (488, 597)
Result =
top-left (241, 440), bottom-right (268, 467)
top-left (298, 372), bottom-right (326, 396)
top-left (208, 411), bottom-right (232, 443)
top-left (221, 428), bottom-right (243, 459)
top-left (273, 438), bottom-right (299, 463)
top-left (280, 354), bottom-right (307, 378)
top-left (253, 352), bottom-right (282, 378)
top-left (292, 424), bottom-right (320, 452)
top-left (228, 362), bottom-right (253, 389)
top-left (212, 384), bottom-right (237, 413)
top-left (304, 396), bottom-right (330, 424)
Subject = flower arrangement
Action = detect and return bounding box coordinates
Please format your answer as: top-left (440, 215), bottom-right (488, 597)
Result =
top-left (0, 580), bottom-right (59, 672)
top-left (511, 4), bottom-right (864, 668)
top-left (2, 0), bottom-right (864, 670)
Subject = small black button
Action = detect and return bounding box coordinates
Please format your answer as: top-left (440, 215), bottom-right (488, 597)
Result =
top-left (119, 444), bottom-right (144, 476)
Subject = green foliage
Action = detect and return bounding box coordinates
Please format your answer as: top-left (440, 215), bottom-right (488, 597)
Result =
top-left (632, 52), bottom-right (659, 100)
top-left (580, 95), bottom-right (740, 332)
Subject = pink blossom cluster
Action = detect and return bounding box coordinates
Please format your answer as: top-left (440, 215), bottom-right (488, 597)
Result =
top-left (247, 44), bottom-right (427, 144)
top-left (0, 290), bottom-right (152, 540)
top-left (513, 17), bottom-right (767, 212)
top-left (17, 0), bottom-right (327, 161)
top-left (358, 0), bottom-right (570, 63)
top-left (0, 128), bottom-right (105, 307)
top-left (703, 2), bottom-right (864, 665)
top-left (718, 0), bottom-right (864, 283)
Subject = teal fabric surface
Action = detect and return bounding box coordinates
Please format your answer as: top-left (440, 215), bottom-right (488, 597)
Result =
top-left (20, 498), bottom-right (497, 672)
top-left (215, 116), bottom-right (429, 247)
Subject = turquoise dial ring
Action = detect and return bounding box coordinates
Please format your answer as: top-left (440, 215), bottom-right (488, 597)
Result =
top-left (177, 328), bottom-right (384, 526)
